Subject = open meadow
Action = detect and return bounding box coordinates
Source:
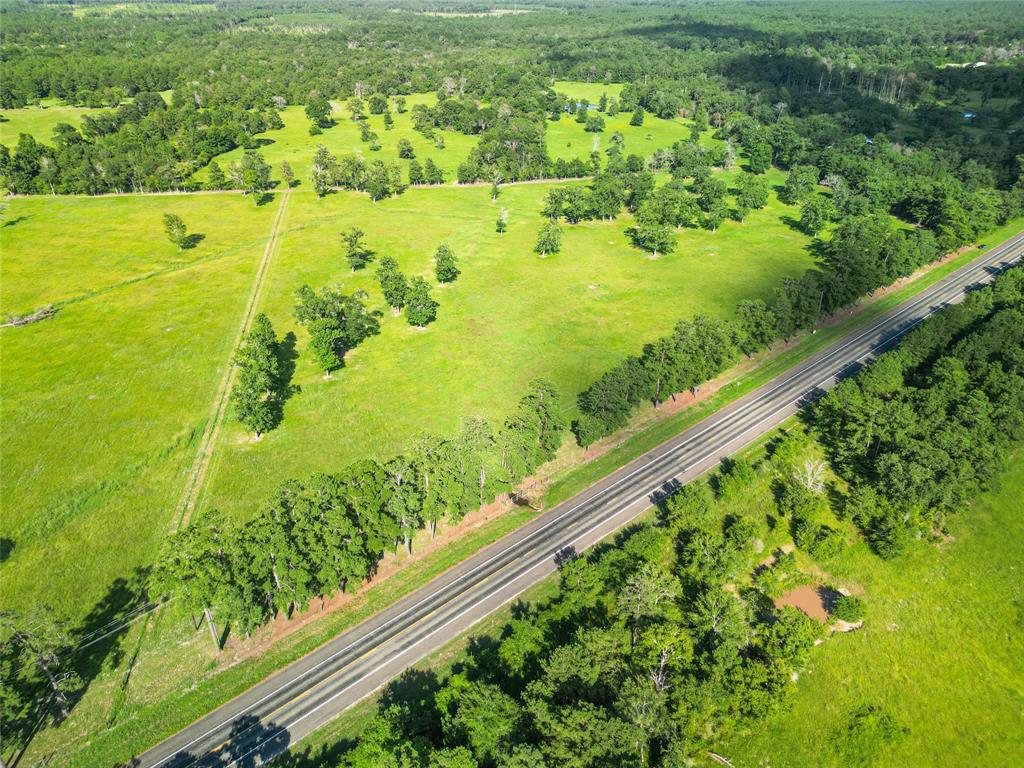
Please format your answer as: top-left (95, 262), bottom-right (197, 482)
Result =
top-left (0, 193), bottom-right (279, 621)
top-left (0, 102), bottom-right (106, 148)
top-left (197, 169), bottom-right (814, 519)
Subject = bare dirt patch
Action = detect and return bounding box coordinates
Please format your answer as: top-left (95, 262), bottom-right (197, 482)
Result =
top-left (775, 584), bottom-right (830, 623)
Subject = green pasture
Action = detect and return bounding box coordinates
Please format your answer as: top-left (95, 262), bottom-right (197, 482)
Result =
top-left (0, 101), bottom-right (105, 148)
top-left (198, 169), bottom-right (813, 519)
top-left (200, 83), bottom-right (701, 188)
top-left (716, 449), bottom-right (1024, 767)
top-left (0, 193), bottom-right (278, 620)
top-left (552, 80), bottom-right (625, 104)
top-left (198, 94), bottom-right (479, 187)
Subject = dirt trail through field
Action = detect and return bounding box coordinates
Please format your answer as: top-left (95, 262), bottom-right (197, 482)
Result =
top-left (172, 189), bottom-right (291, 529)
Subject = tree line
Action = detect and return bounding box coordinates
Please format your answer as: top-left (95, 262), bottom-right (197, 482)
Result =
top-left (333, 440), bottom-right (858, 768)
top-left (569, 194), bottom-right (1022, 447)
top-left (156, 380), bottom-right (565, 647)
top-left (813, 265), bottom-right (1024, 558)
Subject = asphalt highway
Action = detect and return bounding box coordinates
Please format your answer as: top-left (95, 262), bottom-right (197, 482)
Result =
top-left (135, 230), bottom-right (1024, 768)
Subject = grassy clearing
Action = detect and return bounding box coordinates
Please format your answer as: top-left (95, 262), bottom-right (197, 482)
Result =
top-left (198, 170), bottom-right (813, 519)
top-left (0, 193), bottom-right (278, 620)
top-left (198, 94), bottom-right (478, 186)
top-left (0, 102), bottom-right (105, 148)
top-left (199, 82), bottom-right (703, 188)
top-left (715, 446), bottom-right (1024, 767)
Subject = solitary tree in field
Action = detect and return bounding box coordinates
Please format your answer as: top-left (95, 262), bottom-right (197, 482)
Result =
top-left (311, 145), bottom-right (339, 198)
top-left (534, 221), bottom-right (562, 256)
top-left (163, 213), bottom-right (187, 250)
top-left (230, 313), bottom-right (280, 438)
top-left (630, 105), bottom-right (646, 126)
top-left (630, 222), bottom-right (675, 257)
top-left (434, 243), bottom-right (460, 283)
top-left (281, 160), bottom-right (295, 188)
top-left (397, 138), bottom-right (415, 159)
top-left (342, 227), bottom-right (373, 271)
top-left (405, 277), bottom-right (439, 327)
top-left (376, 256), bottom-right (409, 312)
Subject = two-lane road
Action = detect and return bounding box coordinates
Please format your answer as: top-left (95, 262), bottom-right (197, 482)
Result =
top-left (137, 230), bottom-right (1024, 768)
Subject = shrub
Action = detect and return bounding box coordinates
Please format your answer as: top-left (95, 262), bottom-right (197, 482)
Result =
top-left (832, 594), bottom-right (865, 623)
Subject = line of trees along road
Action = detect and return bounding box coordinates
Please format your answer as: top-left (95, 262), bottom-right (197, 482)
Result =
top-left (813, 266), bottom-right (1024, 558)
top-left (570, 198), bottom-right (1022, 447)
top-left (322, 274), bottom-right (1024, 768)
top-left (154, 380), bottom-right (565, 647)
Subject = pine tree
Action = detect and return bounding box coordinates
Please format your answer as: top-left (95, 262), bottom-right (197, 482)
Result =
top-left (206, 161), bottom-right (228, 190)
top-left (408, 159), bottom-right (424, 185)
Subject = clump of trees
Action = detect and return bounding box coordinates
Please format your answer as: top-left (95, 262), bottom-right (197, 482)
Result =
top-left (309, 145), bottom-right (406, 201)
top-left (155, 380), bottom-right (565, 645)
top-left (573, 315), bottom-right (739, 447)
top-left (332, 460), bottom-right (825, 767)
top-left (814, 266), bottom-right (1024, 558)
top-left (293, 285), bottom-right (380, 377)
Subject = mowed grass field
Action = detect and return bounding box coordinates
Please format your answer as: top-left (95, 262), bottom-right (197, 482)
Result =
top-left (197, 168), bottom-right (814, 519)
top-left (0, 193), bottom-right (278, 620)
top-left (714, 449), bottom-right (1024, 767)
